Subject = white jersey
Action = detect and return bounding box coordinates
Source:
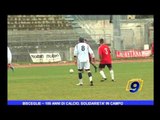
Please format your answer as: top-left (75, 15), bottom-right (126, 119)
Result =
top-left (74, 42), bottom-right (94, 62)
top-left (8, 47), bottom-right (12, 64)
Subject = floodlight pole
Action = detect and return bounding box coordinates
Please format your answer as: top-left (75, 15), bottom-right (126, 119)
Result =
top-left (112, 15), bottom-right (122, 50)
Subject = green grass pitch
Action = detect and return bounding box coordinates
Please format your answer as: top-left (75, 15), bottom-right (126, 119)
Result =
top-left (8, 62), bottom-right (153, 100)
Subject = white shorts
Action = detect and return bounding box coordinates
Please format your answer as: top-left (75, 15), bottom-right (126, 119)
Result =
top-left (8, 47), bottom-right (12, 64)
top-left (77, 60), bottom-right (90, 70)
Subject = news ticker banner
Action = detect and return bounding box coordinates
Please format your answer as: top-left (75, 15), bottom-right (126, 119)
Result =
top-left (29, 53), bottom-right (61, 63)
top-left (8, 100), bottom-right (153, 105)
top-left (116, 50), bottom-right (151, 58)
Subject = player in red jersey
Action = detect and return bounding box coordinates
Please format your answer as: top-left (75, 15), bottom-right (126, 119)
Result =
top-left (98, 38), bottom-right (114, 82)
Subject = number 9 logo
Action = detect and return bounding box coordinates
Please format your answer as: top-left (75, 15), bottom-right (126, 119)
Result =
top-left (126, 79), bottom-right (143, 93)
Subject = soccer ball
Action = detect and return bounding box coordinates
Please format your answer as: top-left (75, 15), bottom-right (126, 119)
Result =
top-left (69, 69), bottom-right (74, 73)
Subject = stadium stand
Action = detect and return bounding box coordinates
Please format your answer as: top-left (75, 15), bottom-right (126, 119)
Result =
top-left (8, 15), bottom-right (97, 62)
top-left (8, 15), bottom-right (73, 30)
top-left (8, 15), bottom-right (153, 63)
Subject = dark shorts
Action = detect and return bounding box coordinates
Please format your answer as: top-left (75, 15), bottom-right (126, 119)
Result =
top-left (99, 64), bottom-right (112, 69)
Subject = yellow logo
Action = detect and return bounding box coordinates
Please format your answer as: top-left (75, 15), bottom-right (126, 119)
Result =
top-left (126, 79), bottom-right (143, 93)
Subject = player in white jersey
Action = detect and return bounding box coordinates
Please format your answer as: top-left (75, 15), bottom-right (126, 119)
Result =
top-left (8, 47), bottom-right (14, 71)
top-left (74, 37), bottom-right (95, 86)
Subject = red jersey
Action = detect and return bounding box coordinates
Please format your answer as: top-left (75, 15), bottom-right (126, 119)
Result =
top-left (98, 44), bottom-right (112, 64)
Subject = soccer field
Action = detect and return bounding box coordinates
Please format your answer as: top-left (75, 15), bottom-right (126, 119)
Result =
top-left (8, 61), bottom-right (153, 100)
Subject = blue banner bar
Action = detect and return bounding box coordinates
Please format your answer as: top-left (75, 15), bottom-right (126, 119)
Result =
top-left (8, 100), bottom-right (153, 105)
